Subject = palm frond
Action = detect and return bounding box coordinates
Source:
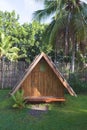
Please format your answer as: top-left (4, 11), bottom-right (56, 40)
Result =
top-left (49, 12), bottom-right (68, 46)
top-left (42, 17), bottom-right (56, 44)
top-left (33, 0), bottom-right (57, 22)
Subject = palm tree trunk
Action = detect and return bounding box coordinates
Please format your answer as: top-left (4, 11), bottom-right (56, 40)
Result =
top-left (64, 12), bottom-right (71, 56)
top-left (65, 27), bottom-right (69, 55)
top-left (71, 36), bottom-right (75, 73)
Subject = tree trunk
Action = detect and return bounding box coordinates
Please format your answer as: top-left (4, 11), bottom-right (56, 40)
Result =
top-left (64, 12), bottom-right (71, 56)
top-left (65, 28), bottom-right (69, 56)
top-left (71, 36), bottom-right (75, 73)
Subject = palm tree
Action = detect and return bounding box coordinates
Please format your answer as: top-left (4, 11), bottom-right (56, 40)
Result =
top-left (33, 0), bottom-right (87, 72)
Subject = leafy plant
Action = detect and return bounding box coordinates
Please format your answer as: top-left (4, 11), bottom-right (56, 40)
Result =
top-left (69, 72), bottom-right (87, 93)
top-left (11, 90), bottom-right (25, 109)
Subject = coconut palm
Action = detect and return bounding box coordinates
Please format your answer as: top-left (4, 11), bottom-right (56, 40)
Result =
top-left (33, 0), bottom-right (87, 72)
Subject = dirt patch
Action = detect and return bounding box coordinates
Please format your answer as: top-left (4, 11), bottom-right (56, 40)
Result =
top-left (29, 105), bottom-right (49, 117)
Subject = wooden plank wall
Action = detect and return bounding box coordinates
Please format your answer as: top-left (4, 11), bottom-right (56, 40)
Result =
top-left (21, 58), bottom-right (64, 98)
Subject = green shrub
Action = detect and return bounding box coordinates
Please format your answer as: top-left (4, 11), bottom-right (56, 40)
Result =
top-left (11, 90), bottom-right (25, 109)
top-left (69, 73), bottom-right (87, 94)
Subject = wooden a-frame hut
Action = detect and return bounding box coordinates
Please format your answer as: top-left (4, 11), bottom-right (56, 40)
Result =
top-left (10, 52), bottom-right (76, 102)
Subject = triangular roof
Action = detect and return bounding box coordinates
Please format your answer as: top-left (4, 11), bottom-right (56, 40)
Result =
top-left (10, 52), bottom-right (76, 96)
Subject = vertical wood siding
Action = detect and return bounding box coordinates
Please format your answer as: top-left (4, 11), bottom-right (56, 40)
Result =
top-left (21, 58), bottom-right (64, 98)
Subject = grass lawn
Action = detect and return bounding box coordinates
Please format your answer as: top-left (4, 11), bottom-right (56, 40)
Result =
top-left (0, 90), bottom-right (87, 130)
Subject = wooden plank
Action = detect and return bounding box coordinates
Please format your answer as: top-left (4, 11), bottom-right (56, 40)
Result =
top-left (24, 96), bottom-right (65, 103)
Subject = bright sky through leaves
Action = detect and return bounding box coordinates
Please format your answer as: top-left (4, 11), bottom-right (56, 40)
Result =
top-left (0, 0), bottom-right (87, 24)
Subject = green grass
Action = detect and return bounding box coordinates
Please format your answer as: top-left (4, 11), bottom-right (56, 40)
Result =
top-left (0, 90), bottom-right (87, 130)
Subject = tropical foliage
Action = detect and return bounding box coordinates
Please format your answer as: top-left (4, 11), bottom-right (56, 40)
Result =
top-left (33, 0), bottom-right (87, 72)
top-left (0, 10), bottom-right (52, 63)
top-left (0, 33), bottom-right (19, 61)
top-left (11, 90), bottom-right (25, 109)
top-left (0, 4), bottom-right (87, 72)
top-left (19, 21), bottom-right (52, 63)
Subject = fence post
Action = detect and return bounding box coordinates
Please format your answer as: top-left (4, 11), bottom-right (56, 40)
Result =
top-left (1, 57), bottom-right (5, 89)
